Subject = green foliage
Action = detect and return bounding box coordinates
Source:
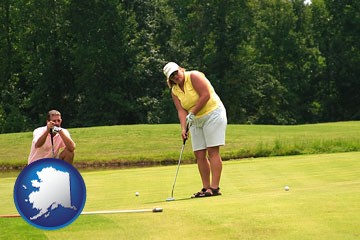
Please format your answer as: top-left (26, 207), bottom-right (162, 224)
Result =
top-left (1, 0), bottom-right (359, 132)
top-left (320, 1), bottom-right (360, 119)
top-left (0, 106), bottom-right (27, 133)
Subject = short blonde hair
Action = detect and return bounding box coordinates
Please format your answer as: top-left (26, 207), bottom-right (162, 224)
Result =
top-left (47, 110), bottom-right (61, 121)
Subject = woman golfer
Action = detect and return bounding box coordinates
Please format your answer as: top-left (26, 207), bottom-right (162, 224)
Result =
top-left (163, 62), bottom-right (227, 197)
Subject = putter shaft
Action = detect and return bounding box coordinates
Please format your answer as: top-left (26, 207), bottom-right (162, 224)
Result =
top-left (82, 208), bottom-right (163, 215)
top-left (170, 143), bottom-right (185, 198)
top-left (167, 125), bottom-right (189, 201)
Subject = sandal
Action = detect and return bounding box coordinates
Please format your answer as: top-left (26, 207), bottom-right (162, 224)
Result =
top-left (203, 187), bottom-right (222, 197)
top-left (191, 188), bottom-right (207, 198)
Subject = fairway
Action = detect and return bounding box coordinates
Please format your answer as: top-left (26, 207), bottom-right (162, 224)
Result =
top-left (2, 122), bottom-right (360, 169)
top-left (0, 152), bottom-right (359, 239)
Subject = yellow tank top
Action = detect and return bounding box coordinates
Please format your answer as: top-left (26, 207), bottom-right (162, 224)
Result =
top-left (172, 71), bottom-right (221, 118)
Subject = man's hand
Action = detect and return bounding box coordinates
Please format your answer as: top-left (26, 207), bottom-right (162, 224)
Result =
top-left (47, 121), bottom-right (55, 133)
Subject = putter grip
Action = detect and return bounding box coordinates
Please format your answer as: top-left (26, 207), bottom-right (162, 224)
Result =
top-left (152, 208), bottom-right (163, 212)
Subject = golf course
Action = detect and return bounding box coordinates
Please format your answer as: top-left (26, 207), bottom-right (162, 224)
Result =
top-left (0, 122), bottom-right (359, 239)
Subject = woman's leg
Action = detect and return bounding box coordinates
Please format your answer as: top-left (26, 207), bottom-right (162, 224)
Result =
top-left (207, 146), bottom-right (222, 189)
top-left (194, 149), bottom-right (211, 189)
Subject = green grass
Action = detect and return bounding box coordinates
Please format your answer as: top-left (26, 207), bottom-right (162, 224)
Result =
top-left (0, 152), bottom-right (359, 239)
top-left (1, 122), bottom-right (360, 169)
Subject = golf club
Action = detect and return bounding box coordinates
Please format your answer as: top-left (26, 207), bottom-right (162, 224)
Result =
top-left (0, 214), bottom-right (21, 218)
top-left (0, 208), bottom-right (163, 218)
top-left (166, 125), bottom-right (189, 202)
top-left (81, 207), bottom-right (163, 215)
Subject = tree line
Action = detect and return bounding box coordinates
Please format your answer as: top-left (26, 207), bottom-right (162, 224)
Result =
top-left (0, 0), bottom-right (359, 133)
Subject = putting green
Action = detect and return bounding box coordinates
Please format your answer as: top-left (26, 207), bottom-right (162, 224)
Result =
top-left (0, 152), bottom-right (359, 239)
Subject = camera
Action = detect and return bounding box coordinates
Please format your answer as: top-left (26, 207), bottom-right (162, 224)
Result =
top-left (52, 126), bottom-right (62, 133)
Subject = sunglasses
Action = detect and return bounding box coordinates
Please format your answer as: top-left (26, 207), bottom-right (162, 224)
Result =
top-left (169, 71), bottom-right (178, 81)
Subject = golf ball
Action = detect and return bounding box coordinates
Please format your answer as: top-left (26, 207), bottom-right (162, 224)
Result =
top-left (284, 186), bottom-right (290, 191)
top-left (135, 192), bottom-right (139, 196)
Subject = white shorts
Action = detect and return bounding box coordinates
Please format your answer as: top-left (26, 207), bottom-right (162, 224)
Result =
top-left (190, 104), bottom-right (227, 151)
